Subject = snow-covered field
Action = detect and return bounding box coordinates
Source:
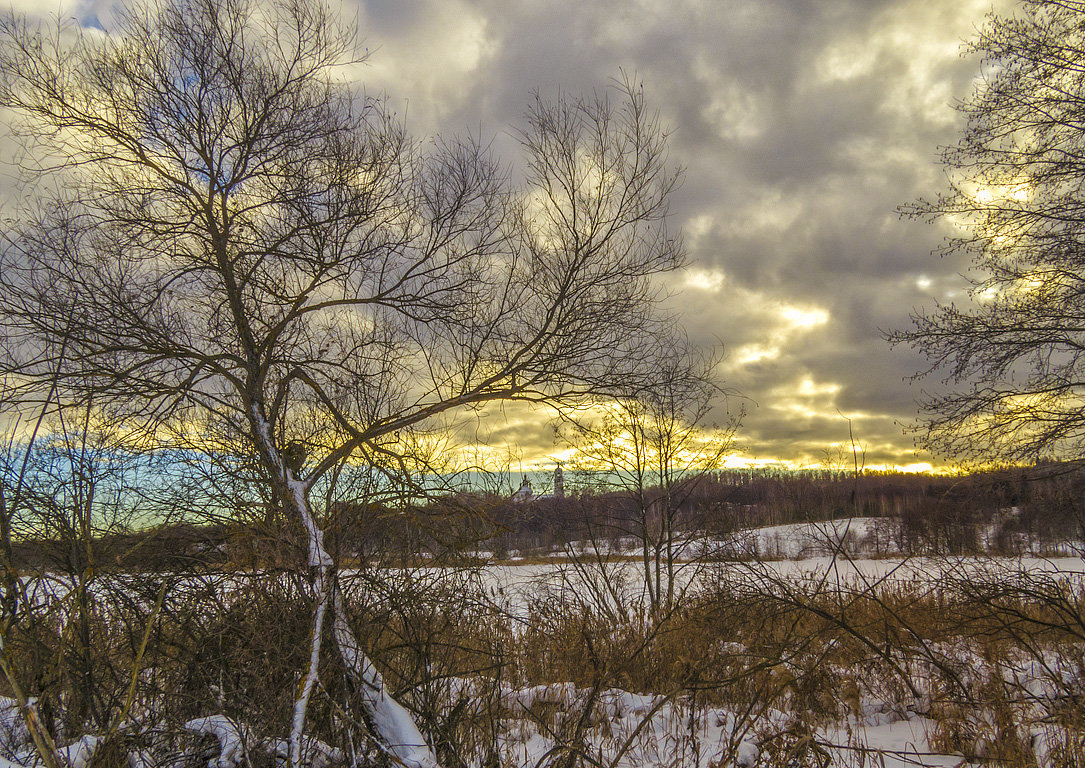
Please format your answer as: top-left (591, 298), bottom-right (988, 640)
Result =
top-left (4, 518), bottom-right (1084, 768)
top-left (461, 545), bottom-right (1085, 765)
top-left (503, 516), bottom-right (1084, 562)
top-left (0, 690), bottom-right (987, 768)
top-left (410, 519), bottom-right (1085, 767)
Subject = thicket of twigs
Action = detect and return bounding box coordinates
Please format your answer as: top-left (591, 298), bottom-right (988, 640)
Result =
top-left (3, 547), bottom-right (1085, 768)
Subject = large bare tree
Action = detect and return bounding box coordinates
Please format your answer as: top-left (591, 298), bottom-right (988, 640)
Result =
top-left (0, 0), bottom-right (687, 763)
top-left (891, 0), bottom-right (1085, 464)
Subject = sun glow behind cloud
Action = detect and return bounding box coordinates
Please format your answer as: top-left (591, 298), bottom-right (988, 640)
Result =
top-left (684, 268), bottom-right (726, 292)
top-left (769, 376), bottom-right (844, 420)
top-left (731, 302), bottom-right (830, 367)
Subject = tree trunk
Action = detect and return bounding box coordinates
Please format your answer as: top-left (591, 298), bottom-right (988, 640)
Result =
top-left (250, 407), bottom-right (438, 768)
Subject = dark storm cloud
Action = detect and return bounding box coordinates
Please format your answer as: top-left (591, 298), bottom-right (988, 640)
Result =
top-left (258, 0), bottom-right (1027, 469)
top-left (8, 0), bottom-right (1012, 468)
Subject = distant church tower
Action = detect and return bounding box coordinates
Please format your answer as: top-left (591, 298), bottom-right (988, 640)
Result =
top-left (554, 462), bottom-right (564, 498)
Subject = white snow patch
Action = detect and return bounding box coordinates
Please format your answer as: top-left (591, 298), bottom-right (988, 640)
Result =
top-left (0, 699), bottom-right (30, 756)
top-left (183, 716), bottom-right (248, 768)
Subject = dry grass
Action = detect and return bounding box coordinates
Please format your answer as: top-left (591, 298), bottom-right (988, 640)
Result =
top-left (2, 561), bottom-right (1085, 767)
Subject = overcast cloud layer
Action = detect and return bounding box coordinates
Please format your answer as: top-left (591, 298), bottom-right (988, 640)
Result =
top-left (348, 0), bottom-right (1014, 471)
top-left (8, 0), bottom-right (1018, 470)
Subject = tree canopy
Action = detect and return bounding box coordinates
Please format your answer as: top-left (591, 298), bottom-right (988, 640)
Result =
top-left (892, 0), bottom-right (1085, 463)
top-left (0, 0), bottom-right (694, 762)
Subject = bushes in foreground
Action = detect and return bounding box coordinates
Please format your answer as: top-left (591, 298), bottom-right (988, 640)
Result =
top-left (2, 558), bottom-right (1084, 767)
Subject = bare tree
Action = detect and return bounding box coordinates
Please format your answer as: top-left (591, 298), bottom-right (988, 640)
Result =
top-left (0, 0), bottom-right (688, 763)
top-left (891, 0), bottom-right (1085, 463)
top-left (560, 343), bottom-right (736, 618)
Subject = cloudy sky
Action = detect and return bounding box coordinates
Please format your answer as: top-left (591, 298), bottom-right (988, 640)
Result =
top-left (335, 0), bottom-right (1014, 471)
top-left (10, 0), bottom-right (1019, 471)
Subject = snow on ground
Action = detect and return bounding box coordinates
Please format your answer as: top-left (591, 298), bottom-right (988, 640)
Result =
top-left (539, 516), bottom-right (1084, 562)
top-left (7, 518), bottom-right (1085, 768)
top-left (725, 517), bottom-right (897, 559)
top-left (0, 686), bottom-right (1065, 768)
top-left (473, 554), bottom-right (1085, 618)
top-left (480, 683), bottom-right (958, 768)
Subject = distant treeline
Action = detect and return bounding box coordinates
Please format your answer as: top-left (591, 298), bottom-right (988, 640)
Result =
top-left (468, 465), bottom-right (1084, 558)
top-left (12, 464), bottom-right (1085, 571)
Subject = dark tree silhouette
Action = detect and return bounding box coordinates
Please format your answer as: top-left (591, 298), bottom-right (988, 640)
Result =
top-left (0, 0), bottom-right (690, 762)
top-left (891, 0), bottom-right (1085, 463)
